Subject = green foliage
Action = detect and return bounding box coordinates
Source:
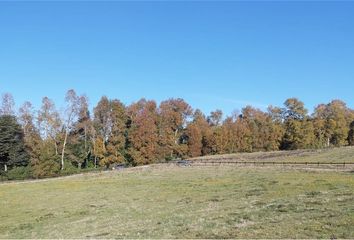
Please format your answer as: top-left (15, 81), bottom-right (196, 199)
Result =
top-left (60, 161), bottom-right (81, 176)
top-left (66, 137), bottom-right (89, 169)
top-left (0, 115), bottom-right (29, 171)
top-left (32, 141), bottom-right (60, 178)
top-left (6, 166), bottom-right (32, 180)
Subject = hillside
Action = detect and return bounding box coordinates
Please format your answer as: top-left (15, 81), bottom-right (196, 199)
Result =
top-left (190, 146), bottom-right (354, 163)
top-left (0, 148), bottom-right (353, 239)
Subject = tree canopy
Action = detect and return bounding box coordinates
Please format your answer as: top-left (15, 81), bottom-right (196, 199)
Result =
top-left (0, 91), bottom-right (353, 178)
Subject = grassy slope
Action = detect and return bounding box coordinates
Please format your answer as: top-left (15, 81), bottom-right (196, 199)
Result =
top-left (0, 149), bottom-right (353, 239)
top-left (190, 146), bottom-right (354, 163)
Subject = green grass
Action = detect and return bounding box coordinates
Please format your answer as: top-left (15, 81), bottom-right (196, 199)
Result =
top-left (0, 148), bottom-right (354, 239)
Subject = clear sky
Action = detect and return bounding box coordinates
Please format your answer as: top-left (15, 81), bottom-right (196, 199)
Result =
top-left (0, 1), bottom-right (353, 116)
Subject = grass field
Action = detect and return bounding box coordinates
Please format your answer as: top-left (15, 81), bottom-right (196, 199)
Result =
top-left (0, 148), bottom-right (353, 239)
top-left (190, 146), bottom-right (354, 164)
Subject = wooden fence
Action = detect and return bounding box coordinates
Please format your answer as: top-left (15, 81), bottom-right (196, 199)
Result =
top-left (173, 159), bottom-right (354, 168)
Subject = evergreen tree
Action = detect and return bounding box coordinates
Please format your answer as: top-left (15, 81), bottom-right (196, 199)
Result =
top-left (0, 115), bottom-right (29, 171)
top-left (33, 140), bottom-right (60, 178)
top-left (68, 95), bottom-right (92, 169)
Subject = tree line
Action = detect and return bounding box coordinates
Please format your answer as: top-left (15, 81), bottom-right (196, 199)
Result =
top-left (0, 90), bottom-right (353, 179)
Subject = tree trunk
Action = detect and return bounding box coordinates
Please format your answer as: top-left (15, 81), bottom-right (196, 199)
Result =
top-left (4, 164), bottom-right (7, 172)
top-left (327, 137), bottom-right (330, 148)
top-left (94, 156), bottom-right (97, 168)
top-left (174, 129), bottom-right (178, 144)
top-left (78, 162), bottom-right (82, 169)
top-left (61, 131), bottom-right (68, 170)
top-left (54, 141), bottom-right (59, 156)
top-left (84, 126), bottom-right (87, 150)
top-left (85, 150), bottom-right (89, 168)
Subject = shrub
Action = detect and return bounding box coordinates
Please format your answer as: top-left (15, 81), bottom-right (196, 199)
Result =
top-left (6, 166), bottom-right (33, 180)
top-left (60, 161), bottom-right (80, 176)
top-left (32, 158), bottom-right (60, 179)
top-left (0, 170), bottom-right (8, 181)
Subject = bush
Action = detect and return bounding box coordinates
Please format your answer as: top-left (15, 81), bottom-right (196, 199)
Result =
top-left (33, 158), bottom-right (60, 179)
top-left (60, 161), bottom-right (80, 176)
top-left (0, 170), bottom-right (8, 181)
top-left (6, 166), bottom-right (33, 180)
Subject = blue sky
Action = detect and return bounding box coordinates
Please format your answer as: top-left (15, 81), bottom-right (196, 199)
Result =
top-left (0, 1), bottom-right (353, 116)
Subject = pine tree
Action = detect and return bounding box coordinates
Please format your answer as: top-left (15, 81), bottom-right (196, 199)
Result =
top-left (33, 140), bottom-right (60, 178)
top-left (0, 115), bottom-right (29, 171)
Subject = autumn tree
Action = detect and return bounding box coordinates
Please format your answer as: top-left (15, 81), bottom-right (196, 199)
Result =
top-left (93, 96), bottom-right (111, 145)
top-left (201, 110), bottom-right (222, 155)
top-left (93, 97), bottom-right (128, 167)
top-left (313, 103), bottom-right (335, 147)
top-left (101, 100), bottom-right (127, 168)
top-left (0, 93), bottom-right (15, 116)
top-left (215, 117), bottom-right (234, 154)
top-left (59, 90), bottom-right (81, 170)
top-left (38, 97), bottom-right (61, 154)
top-left (233, 115), bottom-right (253, 152)
top-left (267, 106), bottom-right (285, 150)
top-left (313, 100), bottom-right (353, 147)
top-left (214, 113), bottom-right (252, 154)
top-left (185, 123), bottom-right (202, 157)
top-left (67, 95), bottom-right (92, 169)
top-left (241, 106), bottom-right (268, 151)
top-left (348, 121), bottom-right (354, 146)
top-left (211, 125), bottom-right (228, 154)
top-left (158, 98), bottom-right (193, 159)
top-left (185, 110), bottom-right (210, 157)
top-left (283, 98), bottom-right (308, 120)
top-left (18, 101), bottom-right (42, 168)
top-left (127, 99), bottom-right (159, 165)
top-left (1, 89), bottom-right (354, 178)
top-left (208, 109), bottom-right (223, 127)
top-left (93, 136), bottom-right (105, 168)
top-left (281, 98), bottom-right (315, 150)
top-left (92, 96), bottom-right (111, 166)
top-left (241, 106), bottom-right (285, 151)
